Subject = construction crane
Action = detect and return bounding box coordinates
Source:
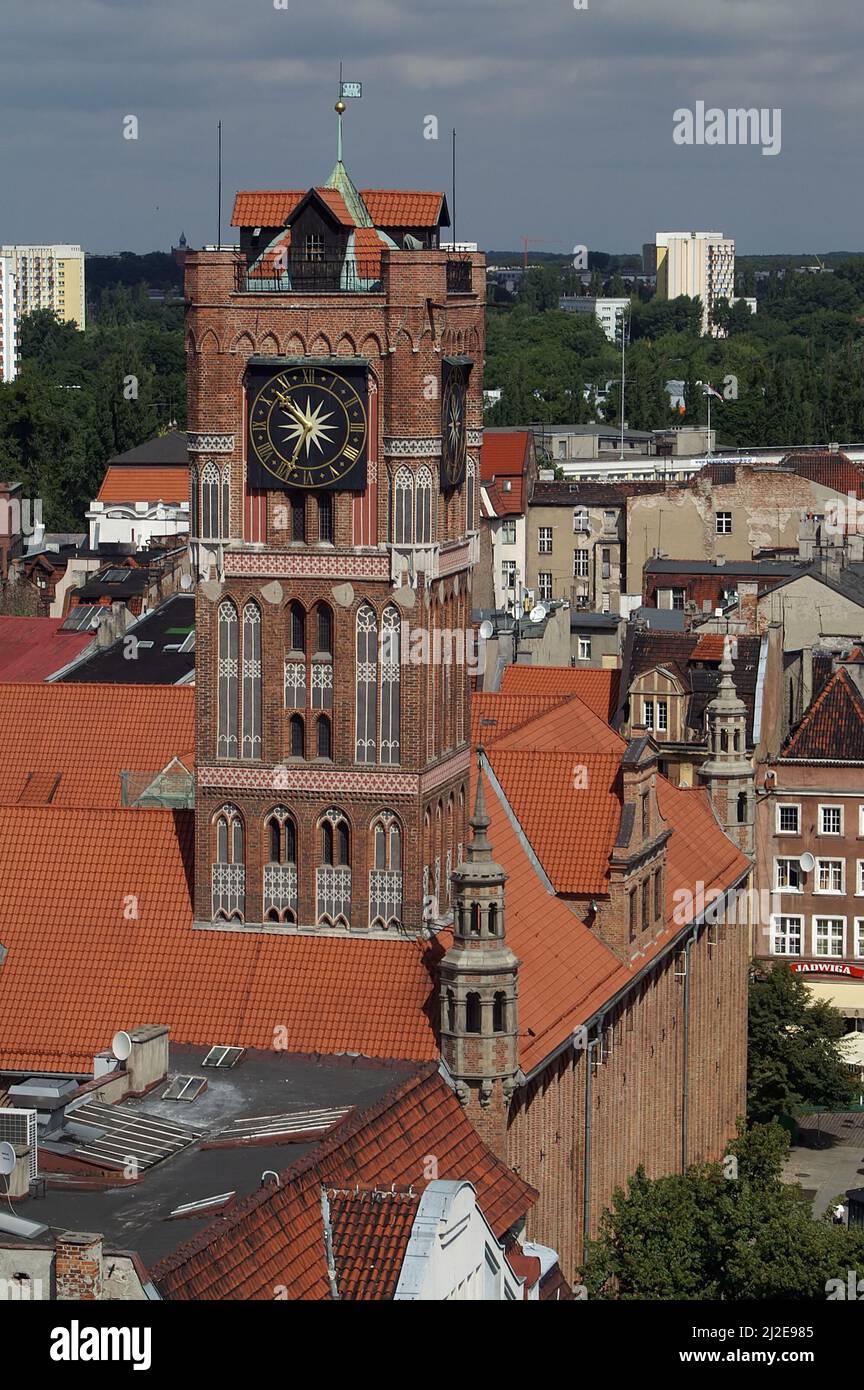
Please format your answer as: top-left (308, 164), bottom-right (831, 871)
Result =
top-left (520, 237), bottom-right (551, 269)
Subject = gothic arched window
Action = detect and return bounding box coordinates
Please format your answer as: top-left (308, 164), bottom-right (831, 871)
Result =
top-left (263, 807), bottom-right (297, 923)
top-left (317, 492), bottom-right (333, 544)
top-left (393, 467), bottom-right (413, 545)
top-left (355, 604), bottom-right (378, 763)
top-left (217, 600), bottom-right (239, 759)
top-left (289, 602), bottom-right (305, 653)
top-left (493, 992), bottom-right (506, 1033)
top-left (317, 808), bottom-right (351, 927)
top-left (289, 713), bottom-right (305, 759)
top-left (201, 461), bottom-right (219, 540)
top-left (737, 790), bottom-right (748, 824)
top-left (415, 466), bottom-right (434, 545)
top-left (380, 605), bottom-right (401, 765)
top-left (369, 812), bottom-right (402, 930)
top-left (316, 714), bottom-right (332, 760)
top-left (241, 602), bottom-right (262, 760)
top-left (466, 456), bottom-right (476, 533)
top-left (316, 603), bottom-right (333, 655)
top-left (212, 804), bottom-right (244, 920)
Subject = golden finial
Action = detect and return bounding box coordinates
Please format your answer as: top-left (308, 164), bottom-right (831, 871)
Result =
top-left (335, 99), bottom-right (346, 114)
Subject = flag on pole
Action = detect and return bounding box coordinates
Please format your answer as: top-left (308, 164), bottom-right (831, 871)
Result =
top-left (703, 383), bottom-right (723, 401)
top-left (341, 80), bottom-right (362, 99)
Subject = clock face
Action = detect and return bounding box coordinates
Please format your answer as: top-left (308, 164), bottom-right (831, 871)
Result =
top-left (441, 365), bottom-right (467, 490)
top-left (247, 364), bottom-right (368, 491)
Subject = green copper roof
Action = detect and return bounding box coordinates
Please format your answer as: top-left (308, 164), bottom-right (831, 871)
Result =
top-left (325, 158), bottom-right (372, 228)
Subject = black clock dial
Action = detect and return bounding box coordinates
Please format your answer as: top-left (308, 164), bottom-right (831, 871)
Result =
top-left (441, 368), bottom-right (467, 489)
top-left (248, 365), bottom-right (368, 490)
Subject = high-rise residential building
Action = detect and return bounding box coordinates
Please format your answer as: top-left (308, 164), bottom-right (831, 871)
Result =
top-left (0, 244), bottom-right (86, 330)
top-left (0, 252), bottom-right (18, 381)
top-left (655, 231), bottom-right (734, 336)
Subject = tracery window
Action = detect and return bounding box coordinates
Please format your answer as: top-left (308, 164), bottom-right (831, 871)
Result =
top-left (212, 805), bottom-right (245, 920)
top-left (369, 812), bottom-right (403, 930)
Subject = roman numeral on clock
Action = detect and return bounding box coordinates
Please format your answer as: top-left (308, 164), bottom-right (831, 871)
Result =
top-left (342, 444), bottom-right (360, 462)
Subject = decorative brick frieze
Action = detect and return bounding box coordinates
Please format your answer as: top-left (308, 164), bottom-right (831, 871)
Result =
top-left (383, 437), bottom-right (442, 457)
top-left (223, 552), bottom-right (391, 581)
top-left (199, 763), bottom-right (418, 795)
top-left (187, 433), bottom-right (235, 454)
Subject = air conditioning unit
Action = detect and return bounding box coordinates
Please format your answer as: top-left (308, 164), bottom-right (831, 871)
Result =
top-left (0, 1109), bottom-right (38, 1183)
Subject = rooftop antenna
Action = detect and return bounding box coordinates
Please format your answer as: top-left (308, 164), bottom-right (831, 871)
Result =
top-left (217, 120), bottom-right (222, 251)
top-left (336, 61), bottom-right (345, 162)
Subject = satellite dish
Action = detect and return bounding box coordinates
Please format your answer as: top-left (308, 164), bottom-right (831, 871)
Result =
top-left (479, 620), bottom-right (495, 641)
top-left (799, 852), bottom-right (816, 873)
top-left (0, 1142), bottom-right (16, 1176)
top-left (180, 574), bottom-right (193, 591)
top-left (529, 604), bottom-right (548, 624)
top-left (112, 1030), bottom-right (133, 1062)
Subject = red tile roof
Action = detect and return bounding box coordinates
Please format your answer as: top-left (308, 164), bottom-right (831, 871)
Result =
top-left (0, 618), bottom-right (93, 682)
top-left (0, 807), bottom-right (441, 1074)
top-left (482, 476), bottom-right (525, 517)
top-left (232, 188), bottom-right (353, 228)
top-left (329, 1187), bottom-right (420, 1299)
top-left (359, 190), bottom-right (446, 228)
top-left (500, 666), bottom-right (621, 722)
top-left (0, 683), bottom-right (195, 807)
top-left (690, 634), bottom-right (727, 663)
top-left (481, 431), bottom-right (531, 481)
top-left (471, 691), bottom-right (568, 747)
top-left (152, 1066), bottom-right (536, 1299)
top-left (782, 665), bottom-right (864, 761)
top-left (97, 466), bottom-right (189, 504)
top-left (232, 188), bottom-right (445, 231)
top-left (780, 449), bottom-right (864, 501)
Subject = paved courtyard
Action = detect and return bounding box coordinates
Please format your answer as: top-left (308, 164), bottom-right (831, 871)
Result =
top-left (783, 1112), bottom-right (864, 1218)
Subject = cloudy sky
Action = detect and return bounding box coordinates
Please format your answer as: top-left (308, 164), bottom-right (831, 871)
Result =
top-left (0, 0), bottom-right (860, 256)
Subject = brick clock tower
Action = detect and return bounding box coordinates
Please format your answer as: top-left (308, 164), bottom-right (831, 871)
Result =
top-left (185, 124), bottom-right (485, 938)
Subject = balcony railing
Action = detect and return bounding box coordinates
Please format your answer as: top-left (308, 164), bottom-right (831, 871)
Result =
top-left (234, 258), bottom-right (383, 295)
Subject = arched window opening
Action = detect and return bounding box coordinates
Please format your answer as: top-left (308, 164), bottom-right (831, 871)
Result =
top-left (316, 714), bottom-right (332, 760)
top-left (466, 457), bottom-right (476, 533)
top-left (317, 492), bottom-right (333, 544)
top-left (241, 602), bottom-right (262, 760)
top-left (212, 805), bottom-right (245, 920)
top-left (317, 809), bottom-right (351, 927)
top-left (447, 989), bottom-right (456, 1032)
top-left (466, 992), bottom-right (482, 1034)
top-left (289, 713), bottom-right (305, 759)
top-left (290, 491), bottom-right (306, 543)
top-left (380, 606), bottom-right (401, 765)
top-left (369, 812), bottom-right (402, 929)
top-left (470, 903), bottom-right (481, 936)
top-left (737, 790), bottom-right (748, 824)
top-left (493, 992), bottom-right (506, 1033)
top-left (393, 467), bottom-right (413, 544)
top-left (488, 903), bottom-right (498, 936)
top-left (316, 604), bottom-right (333, 655)
top-left (355, 604), bottom-right (378, 763)
top-left (289, 602), bottom-right (305, 654)
top-left (217, 601), bottom-right (239, 759)
top-left (415, 466), bottom-right (434, 545)
top-left (263, 807), bottom-right (298, 922)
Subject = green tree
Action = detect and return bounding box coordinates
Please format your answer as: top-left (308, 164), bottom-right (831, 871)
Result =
top-left (748, 963), bottom-right (857, 1124)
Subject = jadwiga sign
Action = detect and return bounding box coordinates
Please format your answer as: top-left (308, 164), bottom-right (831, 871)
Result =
top-left (790, 962), bottom-right (864, 979)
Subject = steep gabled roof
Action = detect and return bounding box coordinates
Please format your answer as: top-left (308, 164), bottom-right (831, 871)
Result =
top-left (151, 1066), bottom-right (535, 1299)
top-left (96, 466), bottom-right (189, 504)
top-left (782, 666), bottom-right (864, 761)
top-left (623, 631), bottom-right (761, 742)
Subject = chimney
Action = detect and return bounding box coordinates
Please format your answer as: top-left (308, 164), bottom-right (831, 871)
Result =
top-left (126, 1025), bottom-right (170, 1095)
top-left (737, 579), bottom-right (758, 632)
top-left (55, 1233), bottom-right (103, 1301)
top-left (801, 647), bottom-right (813, 712)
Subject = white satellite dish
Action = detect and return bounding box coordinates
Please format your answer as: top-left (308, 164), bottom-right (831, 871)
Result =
top-left (0, 1142), bottom-right (16, 1176)
top-left (529, 604), bottom-right (548, 624)
top-left (112, 1030), bottom-right (133, 1062)
top-left (479, 620), bottom-right (495, 641)
top-left (799, 852), bottom-right (816, 873)
top-left (180, 574), bottom-right (193, 591)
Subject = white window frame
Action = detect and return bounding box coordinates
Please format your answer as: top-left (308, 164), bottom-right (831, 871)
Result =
top-left (501, 559), bottom-right (517, 588)
top-left (774, 857), bottom-right (802, 892)
top-left (643, 698), bottom-right (654, 731)
top-left (770, 914), bottom-right (803, 956)
top-left (812, 915), bottom-right (846, 958)
top-left (776, 803), bottom-right (801, 835)
top-left (855, 917), bottom-right (864, 959)
top-left (858, 860), bottom-right (864, 896)
top-left (819, 803), bottom-right (843, 836)
top-left (715, 511), bottom-right (732, 535)
top-left (573, 507), bottom-right (589, 534)
top-left (815, 857), bottom-right (845, 894)
top-left (573, 547), bottom-right (589, 578)
top-left (859, 805), bottom-right (864, 838)
top-left (656, 699), bottom-right (668, 732)
top-left (577, 635), bottom-right (591, 660)
top-left (501, 519), bottom-right (516, 545)
top-left (538, 572), bottom-right (553, 602)
top-left (538, 527), bottom-right (553, 554)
